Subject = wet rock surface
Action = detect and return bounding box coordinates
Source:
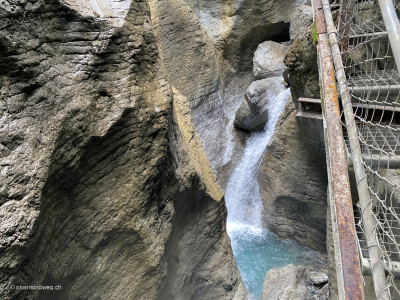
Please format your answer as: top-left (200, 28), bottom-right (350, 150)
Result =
top-left (310, 272), bottom-right (329, 286)
top-left (233, 37), bottom-right (289, 134)
top-left (233, 78), bottom-right (284, 132)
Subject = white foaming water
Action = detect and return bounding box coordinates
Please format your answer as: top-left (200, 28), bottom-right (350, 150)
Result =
top-left (225, 83), bottom-right (290, 230)
top-left (225, 81), bottom-right (294, 300)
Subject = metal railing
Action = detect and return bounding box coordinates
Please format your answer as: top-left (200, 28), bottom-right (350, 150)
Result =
top-left (314, 1), bottom-right (365, 298)
top-left (316, 0), bottom-right (400, 298)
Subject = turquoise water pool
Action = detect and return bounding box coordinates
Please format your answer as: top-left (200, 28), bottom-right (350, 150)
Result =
top-left (227, 223), bottom-right (314, 299)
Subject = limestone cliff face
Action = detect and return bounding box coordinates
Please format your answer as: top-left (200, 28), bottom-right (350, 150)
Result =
top-left (149, 0), bottom-right (230, 172)
top-left (183, 0), bottom-right (295, 70)
top-left (0, 1), bottom-right (244, 299)
top-left (258, 101), bottom-right (327, 252)
top-left (146, 0), bottom-right (301, 185)
top-left (143, 0), bottom-right (300, 181)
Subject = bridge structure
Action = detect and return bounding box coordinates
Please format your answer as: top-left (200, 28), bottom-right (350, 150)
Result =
top-left (300, 0), bottom-right (400, 298)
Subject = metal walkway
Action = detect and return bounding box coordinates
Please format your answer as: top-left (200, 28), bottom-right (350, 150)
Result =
top-left (309, 0), bottom-right (400, 298)
top-left (338, 1), bottom-right (400, 297)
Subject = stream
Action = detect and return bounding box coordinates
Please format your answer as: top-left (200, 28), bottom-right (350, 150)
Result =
top-left (225, 83), bottom-right (313, 299)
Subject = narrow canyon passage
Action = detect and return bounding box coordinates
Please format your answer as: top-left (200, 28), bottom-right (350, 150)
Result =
top-left (225, 81), bottom-right (314, 299)
top-left (0, 0), bottom-right (331, 299)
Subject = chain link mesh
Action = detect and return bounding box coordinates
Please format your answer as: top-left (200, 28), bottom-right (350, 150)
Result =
top-left (329, 0), bottom-right (400, 297)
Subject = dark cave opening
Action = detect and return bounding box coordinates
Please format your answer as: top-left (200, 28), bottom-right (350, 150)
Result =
top-left (235, 22), bottom-right (291, 73)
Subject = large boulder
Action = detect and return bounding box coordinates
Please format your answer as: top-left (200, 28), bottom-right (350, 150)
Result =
top-left (253, 41), bottom-right (288, 79)
top-left (234, 78), bottom-right (285, 131)
top-left (258, 100), bottom-right (328, 252)
top-left (261, 264), bottom-right (329, 300)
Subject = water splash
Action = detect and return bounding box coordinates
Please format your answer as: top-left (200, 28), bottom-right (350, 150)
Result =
top-left (225, 83), bottom-right (290, 228)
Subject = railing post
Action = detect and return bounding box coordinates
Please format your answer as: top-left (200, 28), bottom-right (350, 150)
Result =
top-left (314, 0), bottom-right (364, 299)
top-left (378, 0), bottom-right (400, 71)
top-left (319, 0), bottom-right (391, 299)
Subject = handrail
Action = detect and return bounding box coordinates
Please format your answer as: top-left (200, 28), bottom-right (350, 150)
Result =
top-left (320, 0), bottom-right (391, 298)
top-left (378, 0), bottom-right (400, 71)
top-left (313, 0), bottom-right (364, 299)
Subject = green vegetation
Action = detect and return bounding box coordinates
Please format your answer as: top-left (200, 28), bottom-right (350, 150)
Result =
top-left (312, 21), bottom-right (318, 43)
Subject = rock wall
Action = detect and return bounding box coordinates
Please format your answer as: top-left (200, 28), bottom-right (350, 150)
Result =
top-left (149, 0), bottom-right (237, 174)
top-left (284, 26), bottom-right (320, 103)
top-left (0, 1), bottom-right (245, 299)
top-left (183, 0), bottom-right (295, 71)
top-left (258, 100), bottom-right (328, 252)
top-left (234, 77), bottom-right (285, 132)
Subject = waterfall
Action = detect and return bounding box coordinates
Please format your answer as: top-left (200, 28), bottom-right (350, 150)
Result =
top-left (225, 82), bottom-right (311, 299)
top-left (226, 82), bottom-right (290, 230)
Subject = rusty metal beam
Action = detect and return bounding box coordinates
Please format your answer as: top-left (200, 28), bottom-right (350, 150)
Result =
top-left (314, 0), bottom-right (364, 299)
top-left (320, 0), bottom-right (391, 298)
top-left (315, 0), bottom-right (327, 35)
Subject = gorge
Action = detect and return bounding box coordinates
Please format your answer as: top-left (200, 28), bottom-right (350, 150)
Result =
top-left (0, 0), bottom-right (330, 299)
top-left (225, 79), bottom-right (319, 299)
